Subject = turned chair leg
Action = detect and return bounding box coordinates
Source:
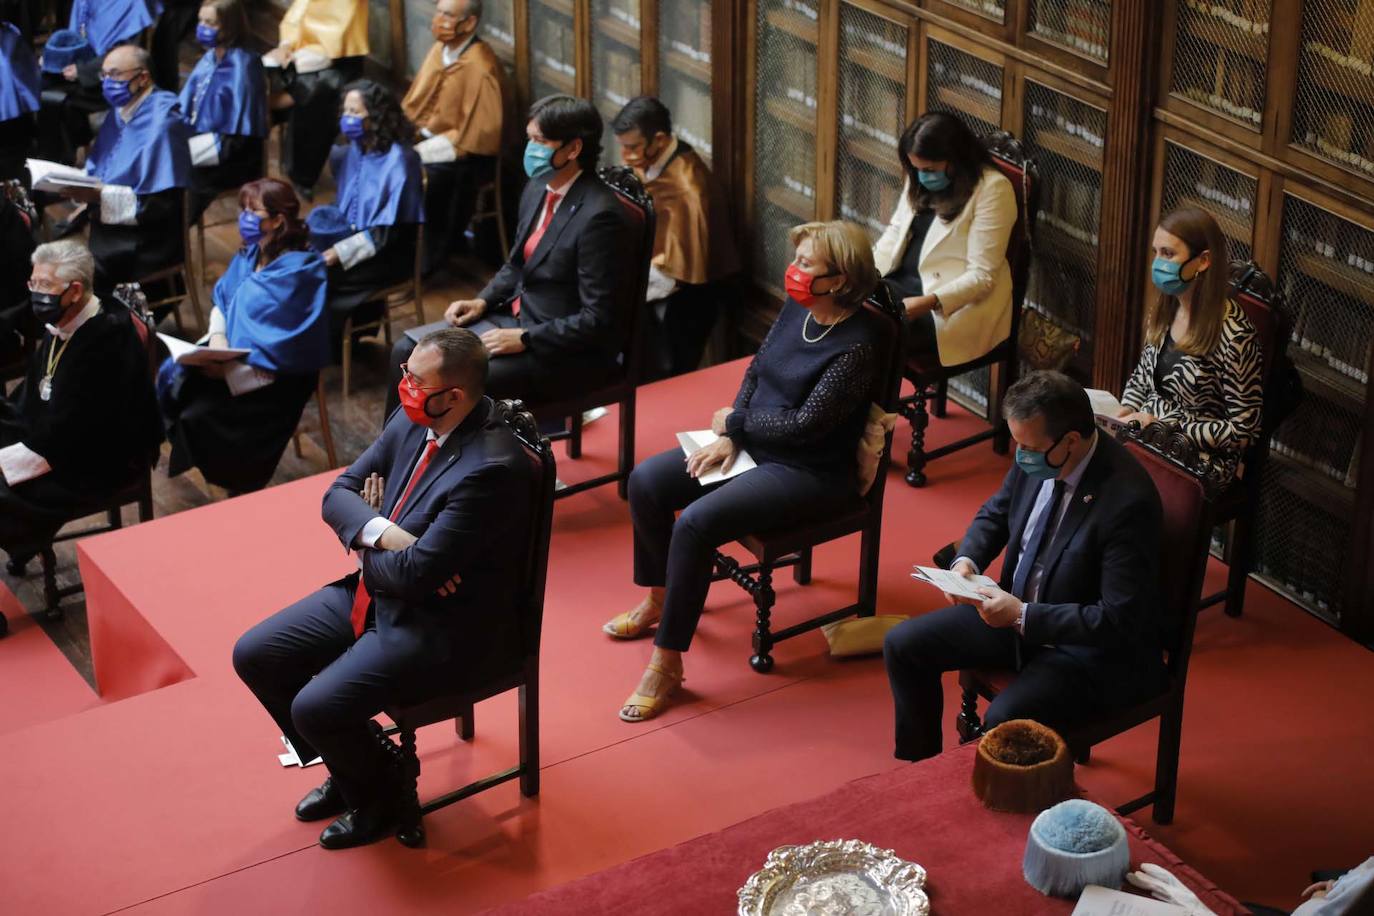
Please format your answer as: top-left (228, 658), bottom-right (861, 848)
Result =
top-left (792, 546), bottom-right (812, 585)
top-left (40, 546), bottom-right (63, 620)
top-left (567, 412), bottom-right (583, 460)
top-left (394, 727), bottom-right (425, 848)
top-left (955, 684), bottom-right (984, 743)
top-left (749, 565), bottom-right (776, 673)
top-left (905, 387), bottom-right (930, 488)
top-left (519, 678), bottom-right (540, 797)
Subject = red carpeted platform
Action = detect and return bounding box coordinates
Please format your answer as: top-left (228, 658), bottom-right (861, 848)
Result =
top-left (0, 583), bottom-right (101, 736)
top-left (0, 359), bottom-right (1369, 915)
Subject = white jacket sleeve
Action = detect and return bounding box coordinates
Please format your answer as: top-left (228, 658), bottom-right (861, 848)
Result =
top-left (871, 178), bottom-right (913, 277)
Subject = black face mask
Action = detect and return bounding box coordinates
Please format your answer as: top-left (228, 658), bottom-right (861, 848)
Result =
top-left (31, 287), bottom-right (70, 325)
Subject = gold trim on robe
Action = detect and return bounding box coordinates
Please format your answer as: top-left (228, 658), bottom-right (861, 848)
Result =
top-left (402, 39), bottom-right (507, 158)
top-left (278, 0), bottom-right (369, 61)
top-left (637, 143), bottom-right (739, 287)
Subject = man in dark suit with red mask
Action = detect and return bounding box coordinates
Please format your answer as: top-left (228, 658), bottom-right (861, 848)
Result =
top-left (234, 327), bottom-right (534, 849)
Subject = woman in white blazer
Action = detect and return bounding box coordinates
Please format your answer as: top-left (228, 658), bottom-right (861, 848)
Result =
top-left (872, 111), bottom-right (1017, 367)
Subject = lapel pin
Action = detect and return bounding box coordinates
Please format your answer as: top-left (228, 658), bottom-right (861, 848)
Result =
top-left (1082, 494), bottom-right (1094, 504)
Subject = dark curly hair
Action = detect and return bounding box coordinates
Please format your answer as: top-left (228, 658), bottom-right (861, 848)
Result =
top-left (898, 110), bottom-right (991, 221)
top-left (238, 178), bottom-right (309, 261)
top-left (340, 79), bottom-right (417, 153)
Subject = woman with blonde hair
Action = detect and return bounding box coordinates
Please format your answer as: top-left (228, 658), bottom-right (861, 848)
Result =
top-left (604, 220), bottom-right (884, 722)
top-left (1118, 207), bottom-right (1263, 477)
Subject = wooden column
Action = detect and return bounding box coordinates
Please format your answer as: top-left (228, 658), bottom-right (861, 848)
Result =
top-left (1090, 0), bottom-right (1158, 392)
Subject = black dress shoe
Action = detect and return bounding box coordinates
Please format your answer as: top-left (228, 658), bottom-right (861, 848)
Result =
top-left (295, 777), bottom-right (347, 822)
top-left (318, 803), bottom-right (398, 850)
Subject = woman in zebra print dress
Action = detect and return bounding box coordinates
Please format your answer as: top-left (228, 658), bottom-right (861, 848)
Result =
top-left (1119, 207), bottom-right (1264, 478)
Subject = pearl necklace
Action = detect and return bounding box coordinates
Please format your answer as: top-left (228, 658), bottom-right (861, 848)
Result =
top-left (802, 308), bottom-right (853, 344)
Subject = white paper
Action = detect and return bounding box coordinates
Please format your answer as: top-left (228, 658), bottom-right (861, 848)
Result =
top-left (157, 332), bottom-right (251, 366)
top-left (277, 735), bottom-right (323, 768)
top-left (27, 157), bottom-right (102, 193)
top-left (676, 429), bottom-right (756, 486)
top-left (188, 132), bottom-right (221, 167)
top-left (415, 134), bottom-right (457, 165)
top-left (910, 565), bottom-right (999, 602)
top-left (1072, 885), bottom-right (1187, 916)
top-left (1086, 388), bottom-right (1125, 419)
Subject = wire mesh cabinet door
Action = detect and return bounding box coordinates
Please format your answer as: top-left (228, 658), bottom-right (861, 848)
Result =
top-left (750, 0), bottom-right (821, 305)
top-left (529, 0), bottom-right (579, 101)
top-left (657, 0), bottom-right (715, 167)
top-left (590, 0), bottom-right (643, 164)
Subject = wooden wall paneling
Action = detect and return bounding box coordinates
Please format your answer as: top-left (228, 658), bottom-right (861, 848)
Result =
top-left (1091, 0), bottom-right (1157, 391)
top-left (714, 0), bottom-right (746, 214)
top-left (641, 0), bottom-right (658, 95)
top-left (513, 0), bottom-right (531, 109)
top-left (389, 0), bottom-right (407, 82)
top-left (740, 0), bottom-right (761, 264)
top-left (815, 0), bottom-right (840, 221)
top-left (576, 0), bottom-right (592, 96)
top-left (1251, 162), bottom-right (1284, 277)
top-left (1345, 347), bottom-right (1374, 643)
top-left (907, 11), bottom-right (921, 123)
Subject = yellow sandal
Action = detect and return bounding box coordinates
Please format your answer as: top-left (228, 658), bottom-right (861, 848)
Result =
top-left (602, 601), bottom-right (661, 640)
top-left (618, 663), bottom-right (684, 723)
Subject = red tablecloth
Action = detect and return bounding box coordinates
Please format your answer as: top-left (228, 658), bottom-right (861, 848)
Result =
top-left (486, 742), bottom-right (1247, 915)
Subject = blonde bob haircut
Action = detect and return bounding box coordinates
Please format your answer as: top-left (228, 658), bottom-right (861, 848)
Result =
top-left (788, 220), bottom-right (879, 309)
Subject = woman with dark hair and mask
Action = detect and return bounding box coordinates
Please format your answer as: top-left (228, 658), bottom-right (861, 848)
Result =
top-left (178, 0), bottom-right (267, 221)
top-left (158, 177), bottom-right (330, 494)
top-left (308, 78), bottom-right (424, 338)
top-left (872, 110), bottom-right (1016, 367)
top-left (1117, 207), bottom-right (1263, 478)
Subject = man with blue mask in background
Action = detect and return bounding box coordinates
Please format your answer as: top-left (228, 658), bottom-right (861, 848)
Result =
top-left (49, 44), bottom-right (192, 298)
top-left (383, 94), bottom-right (631, 422)
top-left (883, 370), bottom-right (1166, 762)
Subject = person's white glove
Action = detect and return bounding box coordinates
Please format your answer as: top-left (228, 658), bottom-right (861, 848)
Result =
top-left (1126, 863), bottom-right (1218, 916)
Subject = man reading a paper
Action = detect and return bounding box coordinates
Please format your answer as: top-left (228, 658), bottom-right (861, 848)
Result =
top-left (0, 240), bottom-right (161, 568)
top-left (47, 44), bottom-right (192, 297)
top-left (883, 371), bottom-right (1166, 761)
top-left (604, 220), bottom-right (883, 723)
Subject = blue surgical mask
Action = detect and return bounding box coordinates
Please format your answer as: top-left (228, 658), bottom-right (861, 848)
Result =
top-left (523, 139), bottom-right (560, 178)
top-left (238, 210), bottom-right (263, 246)
top-left (195, 23), bottom-right (219, 48)
top-left (339, 114), bottom-right (366, 142)
top-left (1014, 433), bottom-right (1068, 482)
top-left (102, 75), bottom-right (134, 108)
top-left (1151, 254), bottom-right (1200, 296)
top-left (917, 168), bottom-right (951, 192)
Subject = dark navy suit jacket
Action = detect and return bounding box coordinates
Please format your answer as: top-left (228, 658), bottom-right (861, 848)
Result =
top-left (957, 432), bottom-right (1166, 699)
top-left (322, 397), bottom-right (532, 668)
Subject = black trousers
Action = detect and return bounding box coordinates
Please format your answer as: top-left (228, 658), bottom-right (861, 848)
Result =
top-left (420, 155), bottom-right (493, 276)
top-left (0, 475), bottom-right (81, 558)
top-left (882, 604), bottom-right (1104, 761)
top-left (385, 313), bottom-right (620, 420)
top-left (628, 447), bottom-right (856, 653)
top-left (232, 581), bottom-right (449, 809)
top-left (280, 59), bottom-right (364, 190)
top-left (150, 0), bottom-right (199, 90)
top-left (645, 283), bottom-right (719, 381)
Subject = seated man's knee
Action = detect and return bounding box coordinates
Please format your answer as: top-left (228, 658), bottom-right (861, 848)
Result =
top-left (231, 629), bottom-right (265, 682)
top-left (883, 615), bottom-right (936, 670)
top-left (289, 681), bottom-right (339, 742)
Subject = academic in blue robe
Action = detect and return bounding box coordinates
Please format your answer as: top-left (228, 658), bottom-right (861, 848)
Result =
top-left (333, 140), bottom-right (425, 230)
top-left (217, 246), bottom-right (330, 373)
top-left (0, 23), bottom-right (40, 121)
top-left (178, 46), bottom-right (267, 138)
top-left (158, 246), bottom-right (329, 492)
top-left (86, 88), bottom-right (192, 194)
top-left (69, 0), bottom-right (163, 56)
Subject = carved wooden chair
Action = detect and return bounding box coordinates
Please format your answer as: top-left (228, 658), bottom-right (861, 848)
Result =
top-left (951, 420), bottom-right (1228, 825)
top-left (899, 131), bottom-right (1039, 487)
top-left (535, 165), bottom-right (655, 501)
top-left (710, 286), bottom-right (906, 672)
top-left (381, 400), bottom-right (556, 848)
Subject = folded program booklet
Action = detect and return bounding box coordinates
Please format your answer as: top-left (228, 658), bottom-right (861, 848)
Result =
top-left (676, 429), bottom-right (756, 486)
top-left (27, 158), bottom-right (101, 193)
top-left (157, 333), bottom-right (251, 366)
top-left (911, 565), bottom-right (999, 602)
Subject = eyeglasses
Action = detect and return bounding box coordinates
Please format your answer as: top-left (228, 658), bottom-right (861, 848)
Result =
top-left (99, 67), bottom-right (145, 80)
top-left (399, 363), bottom-right (452, 392)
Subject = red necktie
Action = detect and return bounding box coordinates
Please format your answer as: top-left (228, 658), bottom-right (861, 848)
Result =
top-left (349, 438), bottom-right (441, 638)
top-left (510, 190), bottom-right (559, 317)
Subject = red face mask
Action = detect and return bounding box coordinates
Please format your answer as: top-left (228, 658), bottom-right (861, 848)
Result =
top-left (396, 378), bottom-right (454, 427)
top-left (784, 263), bottom-right (838, 307)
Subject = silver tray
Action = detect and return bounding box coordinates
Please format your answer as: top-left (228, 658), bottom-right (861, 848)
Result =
top-left (737, 839), bottom-right (930, 916)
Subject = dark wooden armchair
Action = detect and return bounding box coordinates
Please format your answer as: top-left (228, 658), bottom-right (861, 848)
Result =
top-left (1197, 261), bottom-right (1297, 617)
top-left (537, 165), bottom-right (655, 501)
top-left (710, 286), bottom-right (906, 673)
top-left (899, 131), bottom-right (1040, 488)
top-left (381, 399), bottom-right (556, 849)
top-left (951, 420), bottom-right (1230, 825)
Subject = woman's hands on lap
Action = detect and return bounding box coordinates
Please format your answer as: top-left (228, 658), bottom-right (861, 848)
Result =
top-left (687, 436), bottom-right (736, 479)
top-left (710, 407), bottom-right (733, 436)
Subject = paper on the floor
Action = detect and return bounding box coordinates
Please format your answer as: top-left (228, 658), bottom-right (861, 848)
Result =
top-left (911, 565), bottom-right (999, 603)
top-left (1071, 885), bottom-right (1187, 915)
top-left (1086, 388), bottom-right (1125, 418)
top-left (157, 333), bottom-right (251, 366)
top-left (27, 158), bottom-right (101, 193)
top-left (676, 429), bottom-right (756, 486)
top-left (277, 735), bottom-right (323, 768)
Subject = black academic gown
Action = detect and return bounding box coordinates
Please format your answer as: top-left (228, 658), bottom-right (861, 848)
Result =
top-left (0, 305), bottom-right (162, 555)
